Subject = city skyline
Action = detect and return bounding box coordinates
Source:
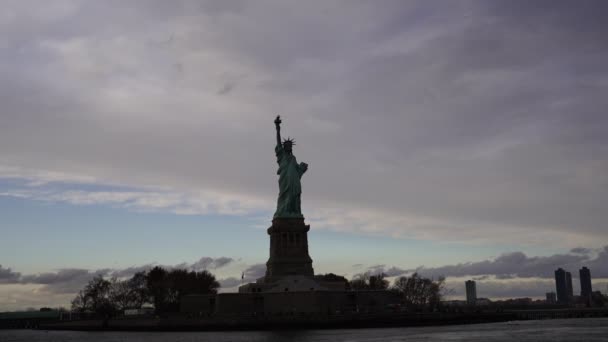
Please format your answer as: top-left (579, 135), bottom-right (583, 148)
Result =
top-left (2, 0), bottom-right (608, 310)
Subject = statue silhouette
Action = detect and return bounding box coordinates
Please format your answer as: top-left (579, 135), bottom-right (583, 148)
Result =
top-left (273, 115), bottom-right (308, 218)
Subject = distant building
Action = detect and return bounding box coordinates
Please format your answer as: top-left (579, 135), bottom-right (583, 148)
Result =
top-left (555, 268), bottom-right (568, 303)
top-left (565, 271), bottom-right (574, 299)
top-left (546, 292), bottom-right (557, 304)
top-left (580, 267), bottom-right (592, 297)
top-left (465, 280), bottom-right (477, 305)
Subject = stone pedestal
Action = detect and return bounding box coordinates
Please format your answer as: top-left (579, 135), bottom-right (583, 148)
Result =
top-left (264, 217), bottom-right (314, 282)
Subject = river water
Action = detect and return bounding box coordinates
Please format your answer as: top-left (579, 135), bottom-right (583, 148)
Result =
top-left (1, 318), bottom-right (607, 341)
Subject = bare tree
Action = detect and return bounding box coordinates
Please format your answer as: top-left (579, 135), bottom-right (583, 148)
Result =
top-left (70, 290), bottom-right (90, 313)
top-left (108, 272), bottom-right (150, 311)
top-left (392, 273), bottom-right (445, 309)
top-left (70, 275), bottom-right (115, 316)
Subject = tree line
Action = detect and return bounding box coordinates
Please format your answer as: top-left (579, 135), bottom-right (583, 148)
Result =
top-left (348, 272), bottom-right (446, 309)
top-left (72, 268), bottom-right (444, 316)
top-left (71, 266), bottom-right (219, 316)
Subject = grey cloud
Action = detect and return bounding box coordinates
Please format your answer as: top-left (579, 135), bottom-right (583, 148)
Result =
top-left (20, 268), bottom-right (94, 284)
top-left (218, 277), bottom-right (242, 288)
top-left (383, 267), bottom-right (409, 278)
top-left (190, 257), bottom-right (216, 270)
top-left (495, 274), bottom-right (516, 280)
top-left (15, 256), bottom-right (237, 294)
top-left (408, 247), bottom-right (608, 279)
top-left (243, 263), bottom-right (266, 281)
top-left (21, 268), bottom-right (111, 294)
top-left (110, 265), bottom-right (155, 278)
top-left (0, 0), bottom-right (607, 246)
top-left (571, 247), bottom-right (593, 255)
top-left (191, 257), bottom-right (234, 270)
top-left (366, 265), bottom-right (408, 278)
top-left (212, 257), bottom-right (234, 269)
top-left (583, 246), bottom-right (608, 277)
top-left (0, 265), bottom-right (21, 284)
top-left (367, 264), bottom-right (385, 271)
top-left (110, 256), bottom-right (234, 277)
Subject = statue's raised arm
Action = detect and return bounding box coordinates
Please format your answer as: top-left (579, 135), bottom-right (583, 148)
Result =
top-left (274, 115), bottom-right (282, 147)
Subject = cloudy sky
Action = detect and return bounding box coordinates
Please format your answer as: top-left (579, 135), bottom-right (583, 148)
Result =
top-left (1, 0), bottom-right (607, 310)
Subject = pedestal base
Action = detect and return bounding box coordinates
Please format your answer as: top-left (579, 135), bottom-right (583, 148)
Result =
top-left (264, 217), bottom-right (314, 282)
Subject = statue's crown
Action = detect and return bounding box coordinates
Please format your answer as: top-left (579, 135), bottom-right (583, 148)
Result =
top-left (283, 137), bottom-right (295, 145)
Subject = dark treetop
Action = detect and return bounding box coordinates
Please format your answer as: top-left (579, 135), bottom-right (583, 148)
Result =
top-left (274, 115), bottom-right (308, 218)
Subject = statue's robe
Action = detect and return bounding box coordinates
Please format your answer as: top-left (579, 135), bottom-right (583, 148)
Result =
top-left (274, 144), bottom-right (306, 218)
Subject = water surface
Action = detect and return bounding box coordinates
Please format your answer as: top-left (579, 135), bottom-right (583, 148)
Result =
top-left (1, 318), bottom-right (607, 342)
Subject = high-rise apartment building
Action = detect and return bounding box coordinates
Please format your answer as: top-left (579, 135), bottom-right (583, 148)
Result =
top-left (465, 280), bottom-right (477, 305)
top-left (580, 267), bottom-right (592, 297)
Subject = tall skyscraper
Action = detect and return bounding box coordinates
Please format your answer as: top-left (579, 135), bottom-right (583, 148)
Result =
top-left (580, 267), bottom-right (592, 297)
top-left (565, 271), bottom-right (573, 299)
top-left (465, 280), bottom-right (477, 305)
top-left (555, 268), bottom-right (568, 303)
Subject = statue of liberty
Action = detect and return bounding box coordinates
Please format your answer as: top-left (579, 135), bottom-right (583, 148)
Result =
top-left (273, 115), bottom-right (308, 218)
